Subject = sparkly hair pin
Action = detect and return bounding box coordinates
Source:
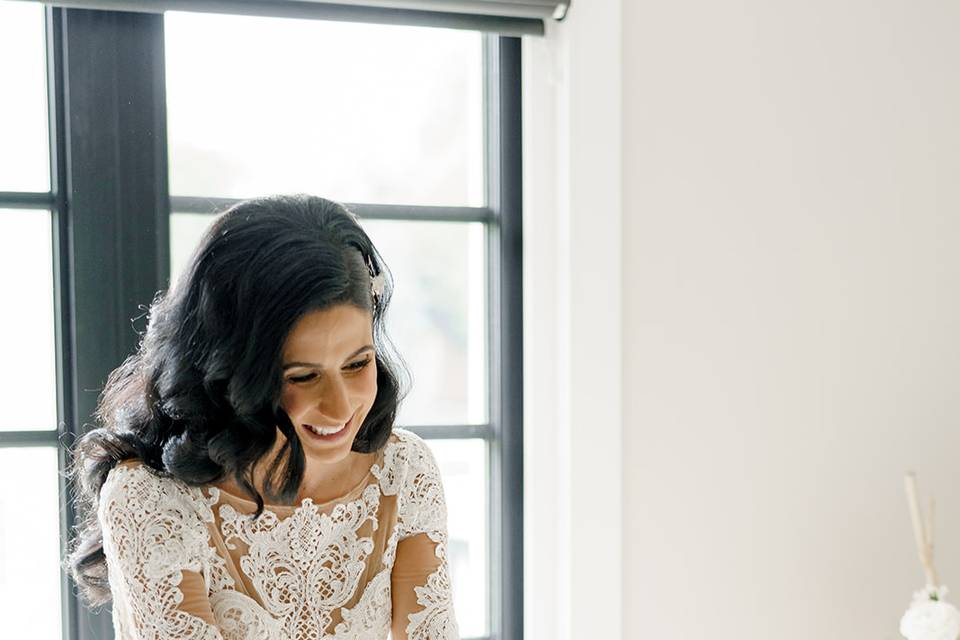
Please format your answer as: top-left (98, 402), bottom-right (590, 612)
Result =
top-left (365, 254), bottom-right (385, 304)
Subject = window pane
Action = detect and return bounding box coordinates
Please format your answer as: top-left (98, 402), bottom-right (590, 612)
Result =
top-left (0, 447), bottom-right (62, 639)
top-left (364, 220), bottom-right (487, 426)
top-left (0, 1), bottom-right (50, 192)
top-left (165, 12), bottom-right (483, 207)
top-left (169, 211), bottom-right (216, 285)
top-left (0, 211), bottom-right (56, 431)
top-left (428, 438), bottom-right (488, 637)
top-left (170, 214), bottom-right (488, 427)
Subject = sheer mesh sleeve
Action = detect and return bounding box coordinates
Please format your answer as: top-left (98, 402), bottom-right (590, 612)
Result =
top-left (98, 462), bottom-right (225, 640)
top-left (389, 434), bottom-right (460, 640)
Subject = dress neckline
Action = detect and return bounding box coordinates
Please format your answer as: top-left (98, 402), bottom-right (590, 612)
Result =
top-left (206, 445), bottom-right (386, 513)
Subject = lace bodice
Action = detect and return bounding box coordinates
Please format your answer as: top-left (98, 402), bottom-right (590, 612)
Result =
top-left (97, 429), bottom-right (459, 640)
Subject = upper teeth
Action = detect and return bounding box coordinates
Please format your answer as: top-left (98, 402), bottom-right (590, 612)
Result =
top-left (307, 424), bottom-right (344, 436)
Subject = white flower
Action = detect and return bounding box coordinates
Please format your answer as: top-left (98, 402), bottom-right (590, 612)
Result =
top-left (900, 597), bottom-right (960, 640)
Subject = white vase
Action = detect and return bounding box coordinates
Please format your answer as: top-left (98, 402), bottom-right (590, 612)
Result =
top-left (901, 599), bottom-right (960, 640)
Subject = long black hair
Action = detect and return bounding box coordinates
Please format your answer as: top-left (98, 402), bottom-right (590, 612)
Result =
top-left (63, 194), bottom-right (408, 607)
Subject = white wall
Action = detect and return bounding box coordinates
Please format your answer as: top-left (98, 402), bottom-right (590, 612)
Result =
top-left (621, 2), bottom-right (960, 639)
top-left (523, 1), bottom-right (622, 639)
top-left (526, 1), bottom-right (960, 639)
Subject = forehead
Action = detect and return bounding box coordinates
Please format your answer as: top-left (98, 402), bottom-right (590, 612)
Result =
top-left (282, 305), bottom-right (373, 358)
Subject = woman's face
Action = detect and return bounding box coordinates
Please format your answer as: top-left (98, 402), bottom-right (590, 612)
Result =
top-left (279, 304), bottom-right (378, 466)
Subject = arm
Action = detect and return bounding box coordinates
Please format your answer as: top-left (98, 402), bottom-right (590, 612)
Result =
top-left (391, 533), bottom-right (457, 640)
top-left (99, 463), bottom-right (225, 640)
top-left (389, 435), bottom-right (460, 640)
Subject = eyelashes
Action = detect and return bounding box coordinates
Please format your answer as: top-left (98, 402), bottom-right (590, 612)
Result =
top-left (349, 356), bottom-right (374, 370)
top-left (286, 357), bottom-right (373, 384)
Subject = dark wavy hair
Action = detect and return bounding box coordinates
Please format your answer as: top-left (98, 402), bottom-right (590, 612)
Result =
top-left (63, 193), bottom-right (409, 607)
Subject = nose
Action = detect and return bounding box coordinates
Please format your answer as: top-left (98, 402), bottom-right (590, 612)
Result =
top-left (313, 373), bottom-right (353, 424)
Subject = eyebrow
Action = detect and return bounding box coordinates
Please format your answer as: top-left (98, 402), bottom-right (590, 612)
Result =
top-left (282, 345), bottom-right (375, 371)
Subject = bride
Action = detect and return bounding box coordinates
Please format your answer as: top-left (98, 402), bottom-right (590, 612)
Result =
top-left (64, 194), bottom-right (459, 639)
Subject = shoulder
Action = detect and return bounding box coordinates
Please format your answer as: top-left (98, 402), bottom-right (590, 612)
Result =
top-left (377, 429), bottom-right (441, 485)
top-left (387, 428), bottom-right (439, 461)
top-left (376, 429), bottom-right (448, 538)
top-left (99, 459), bottom-right (215, 528)
top-left (386, 427), bottom-right (425, 448)
top-left (98, 461), bottom-right (220, 586)
top-left (101, 459), bottom-right (174, 502)
top-left (101, 458), bottom-right (159, 502)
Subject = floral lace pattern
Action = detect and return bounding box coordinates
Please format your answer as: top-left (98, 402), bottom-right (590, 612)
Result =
top-left (98, 429), bottom-right (459, 639)
top-left (99, 463), bottom-right (226, 640)
top-left (217, 483), bottom-right (380, 637)
top-left (332, 569), bottom-right (392, 640)
top-left (405, 543), bottom-right (457, 640)
top-left (209, 588), bottom-right (285, 640)
top-left (373, 433), bottom-right (458, 640)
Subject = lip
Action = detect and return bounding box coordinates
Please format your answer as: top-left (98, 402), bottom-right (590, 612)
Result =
top-left (302, 413), bottom-right (353, 443)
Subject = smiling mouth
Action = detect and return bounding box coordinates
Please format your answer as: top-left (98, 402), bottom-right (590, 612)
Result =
top-left (305, 423), bottom-right (346, 436)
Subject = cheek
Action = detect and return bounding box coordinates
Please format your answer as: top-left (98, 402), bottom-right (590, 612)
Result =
top-left (280, 385), bottom-right (308, 417)
top-left (362, 364), bottom-right (379, 400)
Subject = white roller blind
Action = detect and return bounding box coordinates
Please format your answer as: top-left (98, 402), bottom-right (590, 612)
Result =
top-left (300, 0), bottom-right (567, 19)
top-left (14, 0), bottom-right (570, 35)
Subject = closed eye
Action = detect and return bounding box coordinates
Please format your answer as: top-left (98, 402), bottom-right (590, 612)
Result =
top-left (346, 356), bottom-right (373, 371)
top-left (286, 357), bottom-right (372, 384)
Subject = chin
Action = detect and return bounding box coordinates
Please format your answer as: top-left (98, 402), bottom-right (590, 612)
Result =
top-left (296, 421), bottom-right (362, 465)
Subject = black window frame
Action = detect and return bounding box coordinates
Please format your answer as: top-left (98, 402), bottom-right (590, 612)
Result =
top-left (0, 5), bottom-right (523, 640)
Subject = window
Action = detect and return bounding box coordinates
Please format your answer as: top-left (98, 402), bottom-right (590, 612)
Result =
top-left (0, 4), bottom-right (522, 640)
top-left (0, 4), bottom-right (65, 640)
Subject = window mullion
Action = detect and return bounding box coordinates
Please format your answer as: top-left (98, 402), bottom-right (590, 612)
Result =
top-left (0, 430), bottom-right (59, 447)
top-left (60, 6), bottom-right (171, 425)
top-left (403, 424), bottom-right (495, 441)
top-left (47, 8), bottom-right (76, 640)
top-left (56, 8), bottom-right (170, 640)
top-left (485, 33), bottom-right (524, 640)
top-left (0, 192), bottom-right (55, 208)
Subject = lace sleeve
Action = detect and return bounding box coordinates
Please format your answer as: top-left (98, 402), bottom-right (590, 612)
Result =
top-left (391, 434), bottom-right (460, 640)
top-left (98, 463), bottom-right (225, 640)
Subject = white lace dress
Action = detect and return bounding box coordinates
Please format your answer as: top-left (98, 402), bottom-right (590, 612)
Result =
top-left (97, 428), bottom-right (459, 640)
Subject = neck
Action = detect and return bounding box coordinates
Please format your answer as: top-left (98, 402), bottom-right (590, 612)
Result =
top-left (293, 450), bottom-right (369, 504)
top-left (230, 429), bottom-right (371, 505)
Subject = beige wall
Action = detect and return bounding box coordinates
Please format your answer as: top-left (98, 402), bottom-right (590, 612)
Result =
top-left (621, 1), bottom-right (960, 638)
